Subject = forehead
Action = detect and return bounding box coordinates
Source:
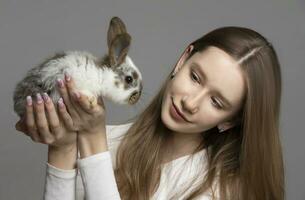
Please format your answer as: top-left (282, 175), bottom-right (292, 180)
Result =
top-left (188, 46), bottom-right (246, 108)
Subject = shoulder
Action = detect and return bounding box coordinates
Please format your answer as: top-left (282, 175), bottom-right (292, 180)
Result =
top-left (105, 121), bottom-right (134, 167)
top-left (105, 121), bottom-right (134, 143)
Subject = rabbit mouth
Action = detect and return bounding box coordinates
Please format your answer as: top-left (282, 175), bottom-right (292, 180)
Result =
top-left (128, 91), bottom-right (140, 104)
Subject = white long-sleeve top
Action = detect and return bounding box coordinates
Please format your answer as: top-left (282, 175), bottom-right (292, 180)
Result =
top-left (43, 122), bottom-right (219, 200)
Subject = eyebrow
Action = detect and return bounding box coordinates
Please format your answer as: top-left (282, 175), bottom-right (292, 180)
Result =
top-left (191, 62), bottom-right (233, 109)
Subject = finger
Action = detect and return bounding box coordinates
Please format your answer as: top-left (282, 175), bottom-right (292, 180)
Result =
top-left (57, 97), bottom-right (76, 131)
top-left (63, 73), bottom-right (84, 115)
top-left (75, 93), bottom-right (94, 114)
top-left (97, 96), bottom-right (105, 108)
top-left (42, 93), bottom-right (62, 139)
top-left (92, 95), bottom-right (106, 114)
top-left (33, 93), bottom-right (54, 144)
top-left (56, 77), bottom-right (81, 119)
top-left (96, 96), bottom-right (106, 115)
top-left (25, 96), bottom-right (41, 142)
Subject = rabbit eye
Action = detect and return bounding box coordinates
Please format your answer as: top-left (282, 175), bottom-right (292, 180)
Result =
top-left (125, 75), bottom-right (133, 84)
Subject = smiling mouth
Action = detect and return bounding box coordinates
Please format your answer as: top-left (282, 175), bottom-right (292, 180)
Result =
top-left (171, 97), bottom-right (191, 123)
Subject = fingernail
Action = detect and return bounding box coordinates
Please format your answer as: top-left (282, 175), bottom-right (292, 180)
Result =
top-left (64, 72), bottom-right (71, 82)
top-left (56, 78), bottom-right (64, 88)
top-left (58, 98), bottom-right (64, 108)
top-left (73, 91), bottom-right (80, 99)
top-left (26, 96), bottom-right (32, 106)
top-left (42, 93), bottom-right (50, 103)
top-left (36, 93), bottom-right (43, 104)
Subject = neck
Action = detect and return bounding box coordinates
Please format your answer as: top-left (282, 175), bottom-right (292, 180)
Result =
top-left (163, 130), bottom-right (203, 163)
top-left (172, 131), bottom-right (202, 153)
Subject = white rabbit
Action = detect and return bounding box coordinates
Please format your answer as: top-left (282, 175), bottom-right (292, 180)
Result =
top-left (13, 16), bottom-right (143, 117)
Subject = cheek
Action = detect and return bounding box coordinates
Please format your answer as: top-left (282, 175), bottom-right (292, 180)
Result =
top-left (161, 77), bottom-right (189, 113)
top-left (171, 75), bottom-right (192, 91)
top-left (196, 111), bottom-right (219, 129)
top-left (196, 108), bottom-right (231, 131)
top-left (193, 99), bottom-right (226, 127)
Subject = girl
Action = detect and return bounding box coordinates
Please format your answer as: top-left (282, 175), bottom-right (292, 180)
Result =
top-left (16, 26), bottom-right (285, 200)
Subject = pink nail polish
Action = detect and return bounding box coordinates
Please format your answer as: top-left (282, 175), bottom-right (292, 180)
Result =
top-left (42, 93), bottom-right (49, 103)
top-left (26, 96), bottom-right (32, 106)
top-left (56, 79), bottom-right (64, 88)
top-left (58, 98), bottom-right (64, 108)
top-left (64, 72), bottom-right (71, 82)
top-left (36, 93), bottom-right (43, 104)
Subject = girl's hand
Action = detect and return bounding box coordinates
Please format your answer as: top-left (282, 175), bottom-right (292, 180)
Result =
top-left (15, 93), bottom-right (77, 149)
top-left (56, 73), bottom-right (106, 134)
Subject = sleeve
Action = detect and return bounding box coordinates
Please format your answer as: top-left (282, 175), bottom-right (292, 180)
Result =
top-left (43, 123), bottom-right (132, 200)
top-left (76, 150), bottom-right (121, 200)
top-left (43, 163), bottom-right (77, 200)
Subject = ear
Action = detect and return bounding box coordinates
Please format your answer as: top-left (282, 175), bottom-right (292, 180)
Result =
top-left (217, 121), bottom-right (236, 131)
top-left (107, 16), bottom-right (131, 67)
top-left (217, 115), bottom-right (242, 131)
top-left (172, 44), bottom-right (194, 74)
top-left (109, 33), bottom-right (131, 66)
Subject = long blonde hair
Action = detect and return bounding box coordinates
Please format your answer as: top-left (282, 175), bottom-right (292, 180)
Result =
top-left (113, 26), bottom-right (285, 200)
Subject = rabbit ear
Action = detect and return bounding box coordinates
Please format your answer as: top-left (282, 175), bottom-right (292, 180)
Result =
top-left (109, 33), bottom-right (131, 67)
top-left (107, 17), bottom-right (131, 67)
top-left (107, 17), bottom-right (128, 46)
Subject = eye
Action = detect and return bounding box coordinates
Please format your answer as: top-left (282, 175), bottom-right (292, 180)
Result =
top-left (125, 75), bottom-right (133, 84)
top-left (190, 70), bottom-right (223, 110)
top-left (211, 97), bottom-right (223, 109)
top-left (190, 70), bottom-right (200, 83)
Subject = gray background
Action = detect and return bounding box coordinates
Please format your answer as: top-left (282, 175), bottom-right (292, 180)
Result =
top-left (1, 0), bottom-right (304, 199)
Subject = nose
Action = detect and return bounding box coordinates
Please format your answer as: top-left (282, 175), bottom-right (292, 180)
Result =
top-left (128, 82), bottom-right (143, 105)
top-left (128, 90), bottom-right (141, 105)
top-left (182, 90), bottom-right (206, 113)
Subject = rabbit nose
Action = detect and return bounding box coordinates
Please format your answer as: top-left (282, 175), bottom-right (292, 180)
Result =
top-left (125, 75), bottom-right (133, 84)
top-left (129, 91), bottom-right (140, 105)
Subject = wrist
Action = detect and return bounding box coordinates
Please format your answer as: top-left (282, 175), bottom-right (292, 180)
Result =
top-left (77, 128), bottom-right (108, 159)
top-left (48, 143), bottom-right (77, 170)
top-left (49, 142), bottom-right (76, 153)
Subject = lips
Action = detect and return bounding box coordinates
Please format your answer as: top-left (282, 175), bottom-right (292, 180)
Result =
top-left (171, 97), bottom-right (190, 123)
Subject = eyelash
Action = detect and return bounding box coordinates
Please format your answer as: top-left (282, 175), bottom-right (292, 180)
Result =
top-left (190, 70), bottom-right (223, 110)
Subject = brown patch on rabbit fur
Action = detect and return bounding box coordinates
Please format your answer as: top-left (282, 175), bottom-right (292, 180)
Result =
top-left (95, 54), bottom-right (112, 68)
top-left (132, 71), bottom-right (138, 80)
top-left (114, 81), bottom-right (120, 87)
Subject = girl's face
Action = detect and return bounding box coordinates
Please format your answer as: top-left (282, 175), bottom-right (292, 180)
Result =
top-left (161, 45), bottom-right (246, 134)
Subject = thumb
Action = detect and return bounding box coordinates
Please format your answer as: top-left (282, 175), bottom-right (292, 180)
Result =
top-left (97, 96), bottom-right (105, 108)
